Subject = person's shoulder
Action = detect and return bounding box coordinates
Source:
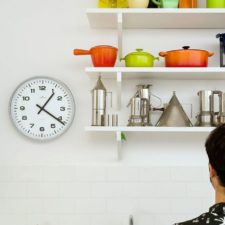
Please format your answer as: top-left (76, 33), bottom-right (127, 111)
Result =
top-left (173, 212), bottom-right (209, 225)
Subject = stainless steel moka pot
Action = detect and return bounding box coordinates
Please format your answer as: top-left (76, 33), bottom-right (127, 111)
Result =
top-left (196, 90), bottom-right (223, 127)
top-left (91, 76), bottom-right (107, 126)
top-left (128, 84), bottom-right (152, 126)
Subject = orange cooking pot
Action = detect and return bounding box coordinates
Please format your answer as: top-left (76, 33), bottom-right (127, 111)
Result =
top-left (74, 45), bottom-right (118, 67)
top-left (159, 46), bottom-right (214, 67)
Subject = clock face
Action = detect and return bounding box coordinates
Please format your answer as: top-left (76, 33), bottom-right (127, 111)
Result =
top-left (10, 77), bottom-right (75, 141)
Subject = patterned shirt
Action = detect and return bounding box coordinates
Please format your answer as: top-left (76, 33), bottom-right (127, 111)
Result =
top-left (175, 203), bottom-right (225, 225)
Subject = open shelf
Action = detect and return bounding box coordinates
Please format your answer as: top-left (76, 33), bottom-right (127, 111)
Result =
top-left (85, 126), bottom-right (214, 133)
top-left (86, 67), bottom-right (225, 80)
top-left (87, 8), bottom-right (225, 29)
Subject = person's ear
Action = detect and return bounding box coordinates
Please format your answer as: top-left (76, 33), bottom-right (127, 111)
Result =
top-left (209, 163), bottom-right (217, 178)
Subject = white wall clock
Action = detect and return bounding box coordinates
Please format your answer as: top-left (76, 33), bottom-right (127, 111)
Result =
top-left (10, 77), bottom-right (75, 141)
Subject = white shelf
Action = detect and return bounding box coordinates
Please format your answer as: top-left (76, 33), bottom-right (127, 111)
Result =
top-left (87, 8), bottom-right (225, 29)
top-left (85, 126), bottom-right (214, 133)
top-left (86, 67), bottom-right (225, 80)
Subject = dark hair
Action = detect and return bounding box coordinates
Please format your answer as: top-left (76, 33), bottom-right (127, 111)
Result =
top-left (205, 124), bottom-right (225, 187)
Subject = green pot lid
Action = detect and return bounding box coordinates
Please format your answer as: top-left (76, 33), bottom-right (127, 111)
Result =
top-left (126, 49), bottom-right (154, 57)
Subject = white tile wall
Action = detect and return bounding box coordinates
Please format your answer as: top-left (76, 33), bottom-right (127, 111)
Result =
top-left (0, 165), bottom-right (214, 225)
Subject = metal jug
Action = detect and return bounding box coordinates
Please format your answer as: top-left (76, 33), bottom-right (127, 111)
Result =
top-left (196, 90), bottom-right (223, 127)
top-left (196, 90), bottom-right (213, 127)
top-left (91, 76), bottom-right (109, 126)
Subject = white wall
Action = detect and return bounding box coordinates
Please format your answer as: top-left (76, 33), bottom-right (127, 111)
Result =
top-left (0, 0), bottom-right (219, 224)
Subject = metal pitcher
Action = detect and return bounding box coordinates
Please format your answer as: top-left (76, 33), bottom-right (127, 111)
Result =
top-left (91, 76), bottom-right (111, 126)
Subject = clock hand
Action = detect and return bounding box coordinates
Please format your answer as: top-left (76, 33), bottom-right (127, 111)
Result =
top-left (37, 91), bottom-right (55, 114)
top-left (36, 104), bottom-right (65, 126)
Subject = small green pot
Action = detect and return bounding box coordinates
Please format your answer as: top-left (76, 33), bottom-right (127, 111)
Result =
top-left (207, 0), bottom-right (225, 8)
top-left (121, 49), bottom-right (159, 67)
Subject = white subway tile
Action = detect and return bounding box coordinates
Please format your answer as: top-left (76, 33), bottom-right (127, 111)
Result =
top-left (60, 215), bottom-right (91, 225)
top-left (43, 166), bottom-right (76, 182)
top-left (75, 199), bottom-right (106, 214)
top-left (27, 183), bottom-right (59, 198)
top-left (27, 214), bottom-right (60, 225)
top-left (0, 183), bottom-right (27, 197)
top-left (140, 199), bottom-right (171, 213)
top-left (0, 198), bottom-right (43, 214)
top-left (107, 167), bottom-right (139, 182)
top-left (12, 166), bottom-right (43, 182)
top-left (187, 183), bottom-right (214, 198)
top-left (171, 199), bottom-right (203, 214)
top-left (123, 182), bottom-right (186, 198)
top-left (76, 167), bottom-right (107, 182)
top-left (0, 167), bottom-right (13, 182)
top-left (134, 214), bottom-right (156, 225)
top-left (122, 183), bottom-right (143, 198)
top-left (43, 198), bottom-right (76, 214)
top-left (153, 183), bottom-right (187, 198)
top-left (139, 167), bottom-right (171, 182)
top-left (91, 215), bottom-right (126, 225)
top-left (91, 183), bottom-right (123, 198)
top-left (59, 182), bottom-right (90, 198)
top-left (171, 167), bottom-right (204, 182)
top-left (26, 198), bottom-right (44, 214)
top-left (0, 214), bottom-right (27, 225)
top-left (107, 198), bottom-right (139, 213)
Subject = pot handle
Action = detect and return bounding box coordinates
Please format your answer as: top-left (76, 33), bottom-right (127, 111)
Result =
top-left (154, 57), bottom-right (160, 61)
top-left (73, 49), bottom-right (91, 55)
top-left (208, 52), bottom-right (214, 57)
top-left (120, 57), bottom-right (125, 61)
top-left (152, 0), bottom-right (161, 6)
top-left (159, 52), bottom-right (168, 57)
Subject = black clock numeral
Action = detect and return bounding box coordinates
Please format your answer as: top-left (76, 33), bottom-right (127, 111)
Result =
top-left (22, 116), bottom-right (27, 120)
top-left (23, 96), bottom-right (30, 101)
top-left (60, 107), bottom-right (65, 111)
top-left (40, 127), bottom-right (45, 132)
top-left (20, 106), bottom-right (25, 111)
top-left (39, 86), bottom-right (46, 91)
top-left (57, 96), bottom-right (62, 101)
top-left (31, 89), bottom-right (35, 93)
top-left (51, 124), bottom-right (56, 128)
top-left (30, 123), bottom-right (34, 128)
top-left (58, 116), bottom-right (63, 121)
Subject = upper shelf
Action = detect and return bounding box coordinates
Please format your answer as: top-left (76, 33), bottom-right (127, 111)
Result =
top-left (86, 67), bottom-right (225, 80)
top-left (86, 8), bottom-right (225, 29)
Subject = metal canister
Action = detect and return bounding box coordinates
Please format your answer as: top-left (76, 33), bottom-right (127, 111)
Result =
top-left (91, 76), bottom-right (107, 126)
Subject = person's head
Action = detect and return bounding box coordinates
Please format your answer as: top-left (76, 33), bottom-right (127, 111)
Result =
top-left (205, 124), bottom-right (225, 190)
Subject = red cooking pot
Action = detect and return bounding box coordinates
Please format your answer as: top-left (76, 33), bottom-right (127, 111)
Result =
top-left (159, 46), bottom-right (214, 67)
top-left (74, 45), bottom-right (118, 67)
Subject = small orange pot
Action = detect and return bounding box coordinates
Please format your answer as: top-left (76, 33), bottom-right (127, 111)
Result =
top-left (74, 45), bottom-right (118, 67)
top-left (179, 0), bottom-right (197, 8)
top-left (159, 46), bottom-right (214, 67)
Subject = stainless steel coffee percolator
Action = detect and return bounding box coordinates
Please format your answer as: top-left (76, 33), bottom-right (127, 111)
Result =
top-left (91, 76), bottom-right (111, 126)
top-left (127, 84), bottom-right (153, 126)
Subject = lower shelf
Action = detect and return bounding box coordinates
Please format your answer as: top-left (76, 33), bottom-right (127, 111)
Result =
top-left (85, 126), bottom-right (215, 133)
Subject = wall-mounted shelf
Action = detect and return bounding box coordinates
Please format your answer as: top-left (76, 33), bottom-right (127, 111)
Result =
top-left (85, 126), bottom-right (214, 133)
top-left (86, 67), bottom-right (225, 80)
top-left (87, 8), bottom-right (225, 29)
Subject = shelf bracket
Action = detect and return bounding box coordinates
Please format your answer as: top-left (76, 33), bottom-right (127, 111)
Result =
top-left (116, 71), bottom-right (122, 110)
top-left (117, 13), bottom-right (123, 59)
top-left (116, 131), bottom-right (122, 160)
